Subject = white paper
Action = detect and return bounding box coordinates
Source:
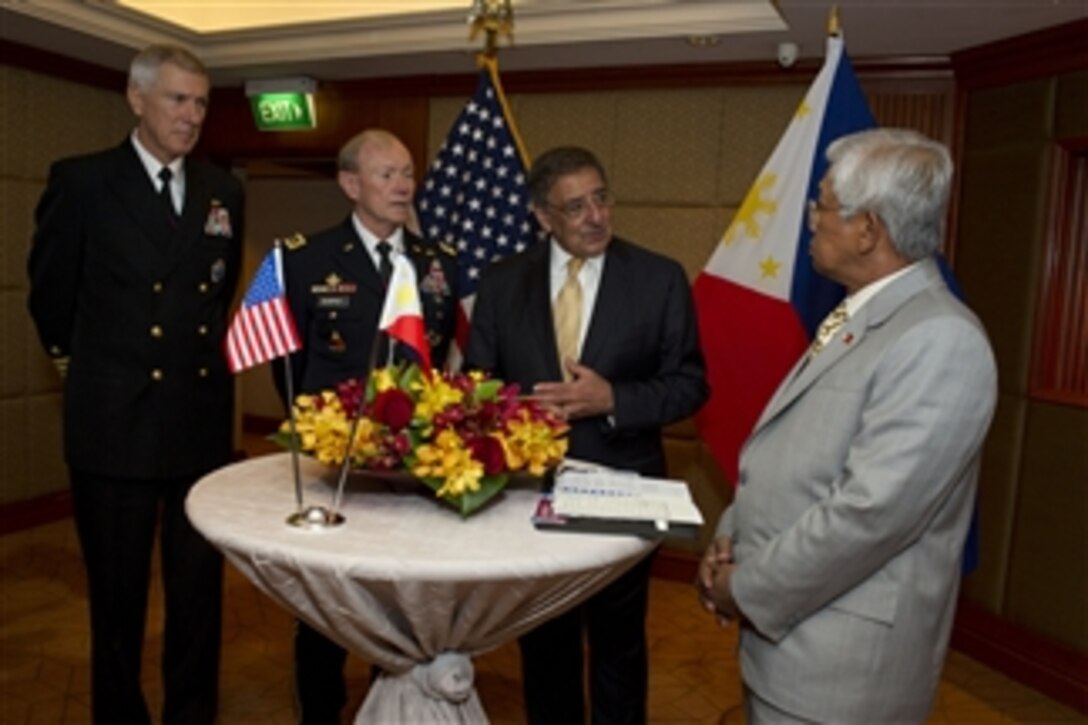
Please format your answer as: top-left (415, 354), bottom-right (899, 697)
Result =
top-left (551, 470), bottom-right (704, 526)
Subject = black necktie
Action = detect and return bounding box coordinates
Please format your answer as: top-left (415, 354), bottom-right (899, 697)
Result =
top-left (158, 167), bottom-right (178, 226)
top-left (375, 240), bottom-right (395, 366)
top-left (377, 240), bottom-right (393, 286)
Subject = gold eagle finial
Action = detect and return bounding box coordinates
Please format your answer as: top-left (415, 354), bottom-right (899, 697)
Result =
top-left (468, 0), bottom-right (515, 57)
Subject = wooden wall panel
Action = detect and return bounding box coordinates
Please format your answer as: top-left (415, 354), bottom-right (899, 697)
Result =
top-left (611, 88), bottom-right (727, 205)
top-left (1005, 401), bottom-right (1088, 649)
top-left (510, 92), bottom-right (620, 171)
top-left (956, 141), bottom-right (1051, 394)
top-left (951, 21), bottom-right (1088, 710)
top-left (869, 91), bottom-right (952, 146)
top-left (1030, 141), bottom-right (1087, 407)
top-left (0, 63), bottom-right (132, 506)
top-left (960, 395), bottom-right (1024, 609)
top-left (1053, 72), bottom-right (1088, 139)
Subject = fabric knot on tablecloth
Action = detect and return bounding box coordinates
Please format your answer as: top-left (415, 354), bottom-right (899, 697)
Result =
top-left (410, 652), bottom-right (474, 703)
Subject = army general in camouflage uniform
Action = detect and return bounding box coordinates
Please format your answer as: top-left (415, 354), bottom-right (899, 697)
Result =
top-left (274, 128), bottom-right (458, 725)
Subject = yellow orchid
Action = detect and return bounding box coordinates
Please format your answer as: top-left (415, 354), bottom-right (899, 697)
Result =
top-left (413, 369), bottom-right (464, 422)
top-left (372, 367), bottom-right (398, 393)
top-left (502, 410), bottom-right (570, 476)
top-left (412, 429), bottom-right (484, 498)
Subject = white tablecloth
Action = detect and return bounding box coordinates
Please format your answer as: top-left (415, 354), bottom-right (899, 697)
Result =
top-left (186, 453), bottom-right (656, 724)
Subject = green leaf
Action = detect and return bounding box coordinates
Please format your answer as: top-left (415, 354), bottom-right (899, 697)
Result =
top-left (456, 474), bottom-right (508, 517)
top-left (398, 363), bottom-right (422, 389)
top-left (415, 473), bottom-right (509, 517)
top-left (417, 475), bottom-right (442, 495)
top-left (473, 379), bottom-right (504, 402)
top-left (268, 430), bottom-right (298, 451)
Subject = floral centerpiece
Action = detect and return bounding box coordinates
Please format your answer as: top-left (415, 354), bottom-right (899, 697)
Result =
top-left (272, 364), bottom-right (569, 516)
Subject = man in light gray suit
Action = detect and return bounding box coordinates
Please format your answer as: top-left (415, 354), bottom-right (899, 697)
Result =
top-left (697, 128), bottom-right (997, 723)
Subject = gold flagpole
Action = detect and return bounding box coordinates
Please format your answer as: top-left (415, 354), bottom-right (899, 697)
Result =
top-left (467, 0), bottom-right (532, 168)
top-left (828, 3), bottom-right (841, 37)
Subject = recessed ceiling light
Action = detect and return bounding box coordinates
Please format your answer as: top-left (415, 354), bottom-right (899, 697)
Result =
top-left (687, 35), bottom-right (721, 48)
top-left (116, 0), bottom-right (471, 34)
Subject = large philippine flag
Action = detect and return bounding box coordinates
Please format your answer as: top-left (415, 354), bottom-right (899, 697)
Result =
top-left (692, 34), bottom-right (875, 484)
top-left (379, 255), bottom-right (432, 371)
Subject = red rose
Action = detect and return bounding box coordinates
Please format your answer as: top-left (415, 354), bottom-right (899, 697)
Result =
top-left (372, 389), bottom-right (414, 431)
top-left (335, 378), bottom-right (366, 417)
top-left (469, 435), bottom-right (506, 476)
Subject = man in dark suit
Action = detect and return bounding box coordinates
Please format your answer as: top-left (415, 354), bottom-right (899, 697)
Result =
top-left (274, 128), bottom-right (458, 725)
top-left (465, 146), bottom-right (708, 724)
top-left (27, 45), bottom-right (243, 724)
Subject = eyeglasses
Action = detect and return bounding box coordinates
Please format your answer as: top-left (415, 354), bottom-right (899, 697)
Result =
top-left (807, 198), bottom-right (840, 217)
top-left (807, 198), bottom-right (856, 229)
top-left (547, 189), bottom-right (614, 220)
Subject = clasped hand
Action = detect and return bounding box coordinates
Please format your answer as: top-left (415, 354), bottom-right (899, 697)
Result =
top-left (697, 536), bottom-right (743, 627)
top-left (531, 359), bottom-right (614, 420)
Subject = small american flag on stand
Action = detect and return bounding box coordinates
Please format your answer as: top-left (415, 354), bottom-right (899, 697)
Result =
top-left (225, 245), bottom-right (301, 373)
top-left (416, 55), bottom-right (544, 362)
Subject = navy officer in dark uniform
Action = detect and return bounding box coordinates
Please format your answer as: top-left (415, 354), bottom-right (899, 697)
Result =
top-left (273, 128), bottom-right (458, 724)
top-left (27, 45), bottom-right (243, 724)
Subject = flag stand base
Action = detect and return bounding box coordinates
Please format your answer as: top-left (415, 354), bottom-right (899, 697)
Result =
top-left (286, 506), bottom-right (345, 530)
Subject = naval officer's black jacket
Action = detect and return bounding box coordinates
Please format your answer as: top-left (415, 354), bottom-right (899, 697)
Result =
top-left (28, 139), bottom-right (244, 480)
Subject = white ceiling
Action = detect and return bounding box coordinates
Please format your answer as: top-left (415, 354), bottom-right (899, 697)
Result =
top-left (2, 1), bottom-right (1085, 85)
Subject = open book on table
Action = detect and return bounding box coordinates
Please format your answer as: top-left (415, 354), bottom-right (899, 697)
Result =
top-left (531, 460), bottom-right (704, 539)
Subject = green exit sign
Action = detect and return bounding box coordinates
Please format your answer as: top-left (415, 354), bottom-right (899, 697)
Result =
top-left (250, 92), bottom-right (316, 131)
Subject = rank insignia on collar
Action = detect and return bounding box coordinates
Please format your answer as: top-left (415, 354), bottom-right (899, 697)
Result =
top-left (282, 232), bottom-right (307, 251)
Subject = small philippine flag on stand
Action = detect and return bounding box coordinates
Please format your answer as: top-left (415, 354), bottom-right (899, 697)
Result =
top-left (226, 246), bottom-right (301, 373)
top-left (379, 255), bottom-right (432, 371)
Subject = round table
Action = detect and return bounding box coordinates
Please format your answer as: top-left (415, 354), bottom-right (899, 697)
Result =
top-left (186, 453), bottom-right (656, 724)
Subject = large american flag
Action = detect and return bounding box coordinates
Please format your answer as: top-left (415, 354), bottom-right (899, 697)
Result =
top-left (225, 246), bottom-right (301, 373)
top-left (416, 58), bottom-right (544, 358)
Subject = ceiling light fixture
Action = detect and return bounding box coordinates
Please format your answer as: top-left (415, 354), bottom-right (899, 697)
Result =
top-left (115, 0), bottom-right (469, 34)
top-left (687, 35), bottom-right (722, 48)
